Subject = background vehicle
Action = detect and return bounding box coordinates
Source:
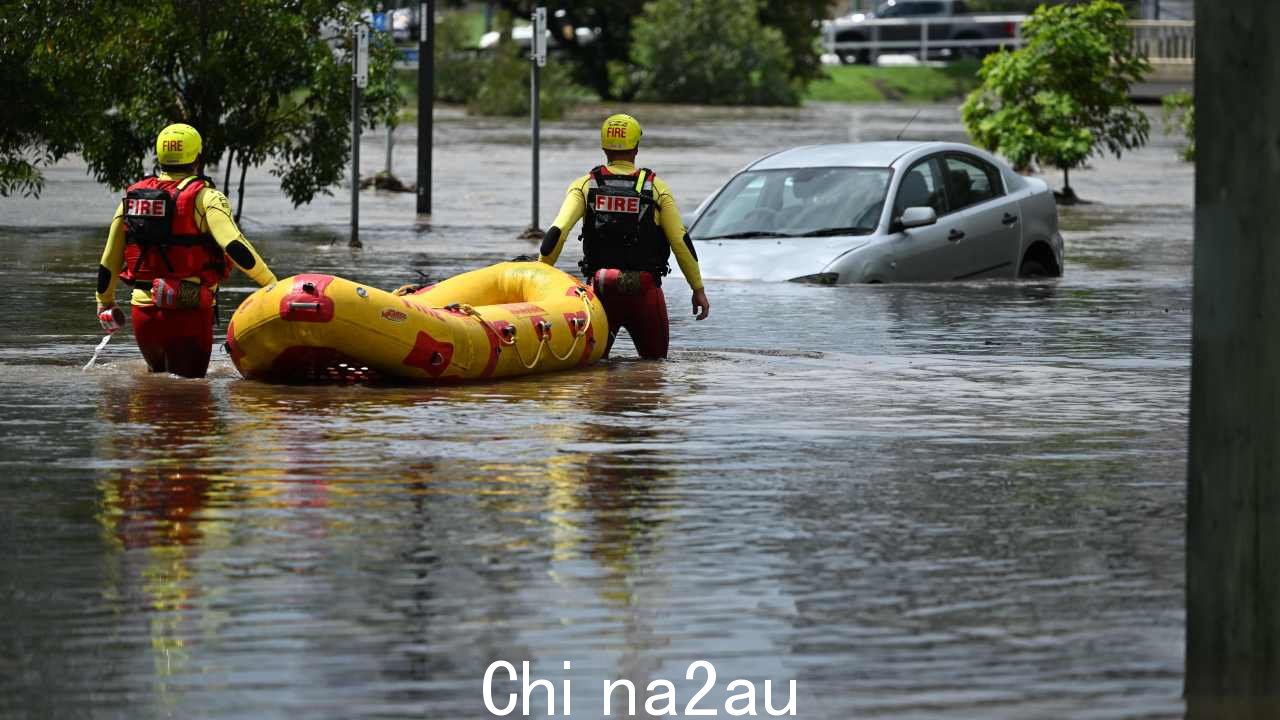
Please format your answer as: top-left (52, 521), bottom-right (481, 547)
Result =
top-left (688, 141), bottom-right (1063, 284)
top-left (825, 0), bottom-right (1023, 65)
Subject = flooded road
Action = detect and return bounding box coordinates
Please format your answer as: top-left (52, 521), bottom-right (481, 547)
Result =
top-left (0, 103), bottom-right (1190, 718)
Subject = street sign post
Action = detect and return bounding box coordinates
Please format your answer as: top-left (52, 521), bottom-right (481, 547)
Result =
top-left (351, 24), bottom-right (369, 247)
top-left (530, 7), bottom-right (547, 234)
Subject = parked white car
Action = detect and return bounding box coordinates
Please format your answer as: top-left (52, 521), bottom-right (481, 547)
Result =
top-left (688, 141), bottom-right (1063, 284)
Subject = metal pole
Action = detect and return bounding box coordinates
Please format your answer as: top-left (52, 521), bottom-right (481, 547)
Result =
top-left (416, 0), bottom-right (434, 216)
top-left (1187, 0), bottom-right (1280, 709)
top-left (351, 70), bottom-right (361, 247)
top-left (385, 124), bottom-right (393, 177)
top-left (529, 7), bottom-right (546, 234)
top-left (531, 61), bottom-right (540, 231)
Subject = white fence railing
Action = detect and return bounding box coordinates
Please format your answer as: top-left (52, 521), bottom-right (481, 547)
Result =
top-left (1129, 20), bottom-right (1195, 63)
top-left (824, 17), bottom-right (1196, 65)
top-left (823, 15), bottom-right (1026, 63)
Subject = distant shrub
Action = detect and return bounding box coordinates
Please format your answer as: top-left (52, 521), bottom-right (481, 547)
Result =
top-left (435, 13), bottom-right (486, 104)
top-left (614, 0), bottom-right (800, 106)
top-left (467, 43), bottom-right (590, 119)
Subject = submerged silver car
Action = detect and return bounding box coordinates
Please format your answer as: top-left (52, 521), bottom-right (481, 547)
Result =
top-left (688, 141), bottom-right (1063, 283)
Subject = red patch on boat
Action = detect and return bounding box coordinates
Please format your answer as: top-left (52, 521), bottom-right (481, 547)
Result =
top-left (402, 330), bottom-right (454, 378)
top-left (279, 275), bottom-right (335, 323)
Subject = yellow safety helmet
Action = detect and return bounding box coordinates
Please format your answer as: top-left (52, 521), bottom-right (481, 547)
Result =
top-left (601, 113), bottom-right (642, 151)
top-left (155, 123), bottom-right (202, 165)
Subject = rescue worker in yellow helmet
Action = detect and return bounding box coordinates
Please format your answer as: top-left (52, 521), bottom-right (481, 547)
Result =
top-left (95, 123), bottom-right (278, 378)
top-left (539, 114), bottom-right (710, 360)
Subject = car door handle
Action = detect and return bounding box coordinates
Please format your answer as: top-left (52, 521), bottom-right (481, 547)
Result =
top-left (1002, 213), bottom-right (1019, 226)
top-left (948, 229), bottom-right (965, 241)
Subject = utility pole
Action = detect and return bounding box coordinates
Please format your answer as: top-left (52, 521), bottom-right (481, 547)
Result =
top-left (416, 0), bottom-right (434, 217)
top-left (1186, 0), bottom-right (1280, 712)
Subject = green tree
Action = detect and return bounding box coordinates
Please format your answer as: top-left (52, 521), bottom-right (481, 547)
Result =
top-left (758, 1), bottom-right (828, 86)
top-left (0, 0), bottom-right (399, 212)
top-left (617, 0), bottom-right (799, 106)
top-left (960, 0), bottom-right (1150, 199)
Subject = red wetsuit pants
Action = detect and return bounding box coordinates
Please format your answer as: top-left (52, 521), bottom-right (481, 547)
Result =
top-left (592, 269), bottom-right (669, 360)
top-left (131, 304), bottom-right (215, 378)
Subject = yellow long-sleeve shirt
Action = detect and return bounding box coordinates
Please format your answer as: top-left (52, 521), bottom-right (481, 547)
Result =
top-left (538, 160), bottom-right (704, 291)
top-left (96, 173), bottom-right (277, 308)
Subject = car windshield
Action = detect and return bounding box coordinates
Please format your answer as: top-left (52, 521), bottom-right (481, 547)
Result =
top-left (691, 167), bottom-right (892, 241)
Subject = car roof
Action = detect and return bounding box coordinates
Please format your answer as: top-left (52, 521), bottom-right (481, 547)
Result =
top-left (747, 142), bottom-right (930, 171)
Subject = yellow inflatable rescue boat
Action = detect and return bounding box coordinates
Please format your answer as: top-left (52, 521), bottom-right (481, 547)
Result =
top-left (226, 261), bottom-right (608, 383)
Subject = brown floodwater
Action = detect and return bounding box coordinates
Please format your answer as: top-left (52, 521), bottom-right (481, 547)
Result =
top-left (0, 102), bottom-right (1190, 718)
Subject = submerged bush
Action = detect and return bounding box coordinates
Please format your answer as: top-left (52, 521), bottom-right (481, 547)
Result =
top-left (1161, 90), bottom-right (1195, 162)
top-left (614, 0), bottom-right (800, 106)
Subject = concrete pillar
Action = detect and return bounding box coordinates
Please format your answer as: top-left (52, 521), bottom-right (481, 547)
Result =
top-left (1186, 0), bottom-right (1280, 713)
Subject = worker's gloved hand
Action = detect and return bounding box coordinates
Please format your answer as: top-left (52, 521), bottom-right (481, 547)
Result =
top-left (98, 304), bottom-right (126, 334)
top-left (392, 284), bottom-right (423, 296)
top-left (691, 288), bottom-right (710, 321)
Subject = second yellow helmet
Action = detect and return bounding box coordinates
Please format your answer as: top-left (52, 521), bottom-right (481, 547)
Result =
top-left (601, 114), bottom-right (642, 151)
top-left (156, 123), bottom-right (202, 165)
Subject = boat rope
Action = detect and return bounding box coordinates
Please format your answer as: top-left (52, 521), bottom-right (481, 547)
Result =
top-left (545, 289), bottom-right (594, 362)
top-left (445, 289), bottom-right (594, 369)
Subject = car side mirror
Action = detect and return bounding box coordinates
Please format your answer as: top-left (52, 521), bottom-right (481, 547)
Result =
top-left (896, 206), bottom-right (937, 231)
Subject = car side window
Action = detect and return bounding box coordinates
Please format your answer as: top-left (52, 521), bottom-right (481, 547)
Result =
top-left (894, 158), bottom-right (947, 218)
top-left (942, 154), bottom-right (1002, 211)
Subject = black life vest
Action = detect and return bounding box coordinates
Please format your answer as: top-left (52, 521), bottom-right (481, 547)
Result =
top-left (579, 166), bottom-right (671, 277)
top-left (121, 175), bottom-right (227, 285)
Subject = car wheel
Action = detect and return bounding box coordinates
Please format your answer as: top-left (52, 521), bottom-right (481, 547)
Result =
top-left (1019, 258), bottom-right (1049, 278)
top-left (835, 35), bottom-right (870, 65)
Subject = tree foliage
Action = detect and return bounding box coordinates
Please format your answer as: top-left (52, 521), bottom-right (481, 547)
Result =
top-left (615, 0), bottom-right (800, 106)
top-left (757, 1), bottom-right (828, 86)
top-left (960, 0), bottom-right (1150, 195)
top-left (0, 0), bottom-right (399, 207)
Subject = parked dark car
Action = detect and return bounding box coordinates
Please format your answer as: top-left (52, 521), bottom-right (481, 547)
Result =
top-left (826, 0), bottom-right (1022, 65)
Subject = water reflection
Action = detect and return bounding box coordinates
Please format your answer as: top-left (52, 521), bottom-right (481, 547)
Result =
top-left (96, 378), bottom-right (222, 549)
top-left (92, 376), bottom-right (226, 714)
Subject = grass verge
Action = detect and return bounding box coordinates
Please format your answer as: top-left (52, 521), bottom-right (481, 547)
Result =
top-left (805, 60), bottom-right (982, 103)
